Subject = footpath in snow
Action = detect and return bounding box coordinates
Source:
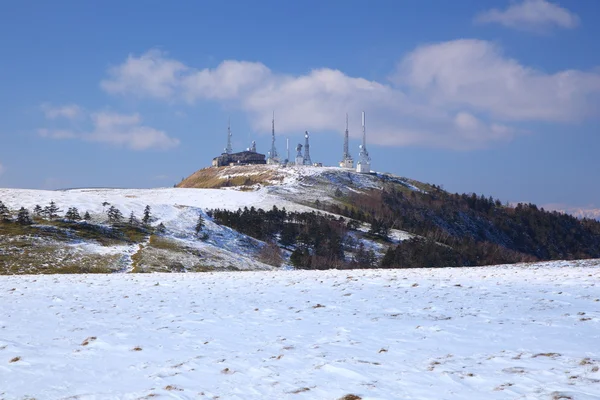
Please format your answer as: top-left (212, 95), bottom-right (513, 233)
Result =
top-left (1, 260), bottom-right (599, 399)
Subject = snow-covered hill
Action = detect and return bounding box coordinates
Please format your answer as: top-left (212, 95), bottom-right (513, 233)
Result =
top-left (0, 166), bottom-right (416, 273)
top-left (1, 259), bottom-right (599, 399)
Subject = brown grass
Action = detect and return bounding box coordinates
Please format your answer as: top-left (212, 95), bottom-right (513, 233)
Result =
top-left (532, 352), bottom-right (561, 358)
top-left (290, 387), bottom-right (311, 394)
top-left (177, 165), bottom-right (280, 189)
top-left (9, 356), bottom-right (21, 363)
top-left (339, 395), bottom-right (362, 400)
top-left (81, 336), bottom-right (97, 346)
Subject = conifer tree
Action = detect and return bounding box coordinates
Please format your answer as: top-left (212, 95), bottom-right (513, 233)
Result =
top-left (107, 206), bottom-right (123, 224)
top-left (44, 201), bottom-right (61, 220)
top-left (17, 207), bottom-right (32, 225)
top-left (128, 211), bottom-right (137, 226)
top-left (33, 205), bottom-right (43, 216)
top-left (142, 205), bottom-right (152, 225)
top-left (83, 211), bottom-right (91, 221)
top-left (195, 214), bottom-right (205, 235)
top-left (65, 207), bottom-right (82, 221)
top-left (0, 201), bottom-right (10, 221)
top-left (156, 222), bottom-right (166, 234)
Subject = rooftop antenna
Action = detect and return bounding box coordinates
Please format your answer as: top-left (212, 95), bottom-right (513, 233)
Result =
top-left (225, 117), bottom-right (233, 154)
top-left (303, 131), bottom-right (312, 165)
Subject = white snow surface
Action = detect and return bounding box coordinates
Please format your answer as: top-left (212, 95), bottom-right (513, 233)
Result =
top-left (2, 260), bottom-right (599, 399)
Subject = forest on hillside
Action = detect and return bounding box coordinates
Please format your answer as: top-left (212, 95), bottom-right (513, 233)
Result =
top-left (210, 184), bottom-right (600, 269)
top-left (321, 186), bottom-right (600, 268)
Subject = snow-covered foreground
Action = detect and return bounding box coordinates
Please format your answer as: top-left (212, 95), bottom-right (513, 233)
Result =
top-left (1, 260), bottom-right (599, 399)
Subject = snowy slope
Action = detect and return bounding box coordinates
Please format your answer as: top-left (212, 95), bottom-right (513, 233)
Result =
top-left (1, 259), bottom-right (599, 399)
top-left (0, 167), bottom-right (416, 273)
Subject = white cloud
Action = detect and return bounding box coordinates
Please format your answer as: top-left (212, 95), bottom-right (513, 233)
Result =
top-left (99, 45), bottom-right (600, 150)
top-left (101, 50), bottom-right (188, 99)
top-left (41, 103), bottom-right (83, 120)
top-left (394, 39), bottom-right (600, 122)
top-left (474, 0), bottom-right (580, 33)
top-left (39, 111), bottom-right (180, 151)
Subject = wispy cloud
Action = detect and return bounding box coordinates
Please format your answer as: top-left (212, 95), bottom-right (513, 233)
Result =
top-left (39, 109), bottom-right (180, 151)
top-left (99, 43), bottom-right (599, 150)
top-left (41, 103), bottom-right (83, 120)
top-left (474, 0), bottom-right (580, 33)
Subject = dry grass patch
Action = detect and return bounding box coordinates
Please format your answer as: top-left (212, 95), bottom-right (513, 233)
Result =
top-left (532, 352), bottom-right (561, 358)
top-left (339, 395), bottom-right (362, 400)
top-left (289, 387), bottom-right (311, 394)
top-left (81, 336), bottom-right (97, 346)
top-left (9, 356), bottom-right (21, 363)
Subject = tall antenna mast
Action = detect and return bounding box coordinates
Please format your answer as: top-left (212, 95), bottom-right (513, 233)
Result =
top-left (303, 131), bottom-right (312, 165)
top-left (344, 113), bottom-right (349, 159)
top-left (268, 110), bottom-right (279, 164)
top-left (357, 111), bottom-right (371, 173)
top-left (339, 112), bottom-right (354, 169)
top-left (225, 117), bottom-right (233, 154)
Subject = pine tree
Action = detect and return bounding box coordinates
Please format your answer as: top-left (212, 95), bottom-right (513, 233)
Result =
top-left (156, 222), bottom-right (166, 234)
top-left (195, 214), bottom-right (205, 235)
top-left (142, 205), bottom-right (152, 225)
top-left (0, 201), bottom-right (10, 221)
top-left (44, 201), bottom-right (61, 220)
top-left (107, 206), bottom-right (123, 224)
top-left (65, 207), bottom-right (81, 221)
top-left (128, 211), bottom-right (137, 226)
top-left (33, 205), bottom-right (43, 216)
top-left (83, 211), bottom-right (91, 221)
top-left (17, 207), bottom-right (32, 225)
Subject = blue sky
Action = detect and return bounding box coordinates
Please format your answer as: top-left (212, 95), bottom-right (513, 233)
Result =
top-left (0, 0), bottom-right (598, 214)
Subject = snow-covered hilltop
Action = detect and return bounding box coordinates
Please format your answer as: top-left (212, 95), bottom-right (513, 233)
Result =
top-left (0, 166), bottom-right (418, 274)
top-left (1, 260), bottom-right (599, 399)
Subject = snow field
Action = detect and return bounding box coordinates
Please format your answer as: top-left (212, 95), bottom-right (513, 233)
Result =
top-left (1, 260), bottom-right (599, 399)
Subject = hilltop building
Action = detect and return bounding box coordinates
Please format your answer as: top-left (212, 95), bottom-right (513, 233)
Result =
top-left (212, 121), bottom-right (266, 167)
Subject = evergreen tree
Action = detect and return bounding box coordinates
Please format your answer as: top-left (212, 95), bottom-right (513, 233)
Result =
top-left (44, 201), bottom-right (61, 220)
top-left (195, 214), bottom-right (205, 235)
top-left (142, 205), bottom-right (152, 225)
top-left (156, 222), bottom-right (166, 234)
top-left (17, 207), bottom-right (32, 225)
top-left (65, 207), bottom-right (82, 221)
top-left (107, 206), bottom-right (123, 224)
top-left (33, 205), bottom-right (43, 216)
top-left (83, 211), bottom-right (91, 221)
top-left (128, 211), bottom-right (137, 226)
top-left (0, 201), bottom-right (10, 221)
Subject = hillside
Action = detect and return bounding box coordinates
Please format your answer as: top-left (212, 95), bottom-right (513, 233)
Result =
top-left (2, 164), bottom-right (600, 274)
top-left (0, 166), bottom-right (417, 274)
top-left (1, 260), bottom-right (599, 399)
